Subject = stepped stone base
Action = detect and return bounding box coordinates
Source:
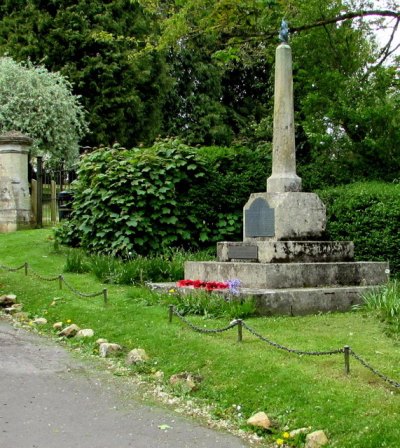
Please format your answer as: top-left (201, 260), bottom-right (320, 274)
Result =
top-left (217, 241), bottom-right (354, 263)
top-left (147, 282), bottom-right (383, 316)
top-left (185, 261), bottom-right (388, 289)
top-left (248, 286), bottom-right (376, 315)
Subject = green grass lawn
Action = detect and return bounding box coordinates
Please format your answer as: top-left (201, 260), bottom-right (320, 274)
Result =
top-left (1, 229), bottom-right (400, 447)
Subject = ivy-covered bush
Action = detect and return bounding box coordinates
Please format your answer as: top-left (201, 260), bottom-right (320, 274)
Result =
top-left (319, 182), bottom-right (400, 275)
top-left (56, 139), bottom-right (271, 256)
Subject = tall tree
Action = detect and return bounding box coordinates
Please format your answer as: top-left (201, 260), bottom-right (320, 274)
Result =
top-left (0, 0), bottom-right (170, 148)
top-left (0, 56), bottom-right (87, 163)
top-left (139, 0), bottom-right (400, 184)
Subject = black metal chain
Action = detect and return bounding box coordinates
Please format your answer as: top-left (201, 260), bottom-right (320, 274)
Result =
top-left (1, 261), bottom-right (105, 299)
top-left (29, 269), bottom-right (60, 282)
top-left (350, 350), bottom-right (400, 389)
top-left (241, 321), bottom-right (344, 356)
top-left (172, 308), bottom-right (238, 334)
top-left (61, 276), bottom-right (105, 298)
top-left (0, 263), bottom-right (25, 272)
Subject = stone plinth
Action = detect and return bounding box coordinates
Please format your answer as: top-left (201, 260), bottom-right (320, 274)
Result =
top-left (243, 192), bottom-right (326, 241)
top-left (245, 286), bottom-right (374, 316)
top-left (148, 282), bottom-right (383, 316)
top-left (185, 261), bottom-right (388, 289)
top-left (218, 241), bottom-right (354, 263)
top-left (0, 132), bottom-right (33, 232)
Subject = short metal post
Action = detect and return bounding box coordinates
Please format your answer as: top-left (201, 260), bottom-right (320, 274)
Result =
top-left (169, 305), bottom-right (174, 323)
top-left (237, 319), bottom-right (243, 342)
top-left (103, 288), bottom-right (108, 305)
top-left (344, 345), bottom-right (350, 375)
top-left (59, 275), bottom-right (63, 290)
top-left (24, 262), bottom-right (28, 276)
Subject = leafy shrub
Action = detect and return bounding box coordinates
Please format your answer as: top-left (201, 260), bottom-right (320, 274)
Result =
top-left (318, 182), bottom-right (400, 274)
top-left (55, 139), bottom-right (271, 255)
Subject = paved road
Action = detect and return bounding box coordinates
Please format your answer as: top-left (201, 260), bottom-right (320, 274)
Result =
top-left (0, 318), bottom-right (249, 448)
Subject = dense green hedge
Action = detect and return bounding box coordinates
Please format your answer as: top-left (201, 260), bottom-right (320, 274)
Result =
top-left (57, 142), bottom-right (398, 274)
top-left (55, 139), bottom-right (271, 256)
top-left (318, 182), bottom-right (400, 275)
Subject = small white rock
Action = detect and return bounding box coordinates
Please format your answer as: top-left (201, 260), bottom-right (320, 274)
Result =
top-left (246, 411), bottom-right (271, 429)
top-left (58, 324), bottom-right (80, 338)
top-left (99, 342), bottom-right (122, 358)
top-left (305, 430), bottom-right (329, 448)
top-left (75, 329), bottom-right (94, 339)
top-left (126, 348), bottom-right (149, 365)
top-left (33, 317), bottom-right (47, 325)
top-left (96, 338), bottom-right (108, 345)
top-left (53, 322), bottom-right (63, 330)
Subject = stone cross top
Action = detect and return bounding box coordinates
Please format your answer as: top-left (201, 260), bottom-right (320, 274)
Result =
top-left (267, 22), bottom-right (302, 193)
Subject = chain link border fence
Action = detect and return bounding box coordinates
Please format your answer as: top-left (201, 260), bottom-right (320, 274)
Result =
top-left (169, 305), bottom-right (400, 389)
top-left (1, 262), bottom-right (398, 389)
top-left (0, 262), bottom-right (108, 304)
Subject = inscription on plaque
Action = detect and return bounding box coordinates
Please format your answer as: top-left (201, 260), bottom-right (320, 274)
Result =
top-left (245, 197), bottom-right (275, 237)
top-left (228, 245), bottom-right (258, 260)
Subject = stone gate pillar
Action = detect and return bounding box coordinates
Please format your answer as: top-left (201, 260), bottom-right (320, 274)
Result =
top-left (0, 131), bottom-right (33, 232)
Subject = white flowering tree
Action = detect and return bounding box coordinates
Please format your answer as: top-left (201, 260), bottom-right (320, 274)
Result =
top-left (0, 57), bottom-right (88, 164)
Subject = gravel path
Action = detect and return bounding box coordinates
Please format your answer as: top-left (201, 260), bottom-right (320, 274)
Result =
top-left (0, 317), bottom-right (249, 448)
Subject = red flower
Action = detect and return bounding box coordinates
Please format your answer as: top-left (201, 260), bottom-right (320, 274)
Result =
top-left (177, 279), bottom-right (229, 291)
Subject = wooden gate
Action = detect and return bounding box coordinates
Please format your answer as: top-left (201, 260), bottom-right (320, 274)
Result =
top-left (30, 157), bottom-right (76, 227)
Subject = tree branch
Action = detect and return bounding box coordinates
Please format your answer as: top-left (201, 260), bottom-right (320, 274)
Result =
top-left (290, 10), bottom-right (400, 34)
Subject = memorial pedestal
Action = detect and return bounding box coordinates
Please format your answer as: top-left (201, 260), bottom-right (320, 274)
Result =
top-left (180, 35), bottom-right (388, 315)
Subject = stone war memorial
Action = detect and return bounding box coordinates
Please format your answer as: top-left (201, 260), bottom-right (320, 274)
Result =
top-left (185, 22), bottom-right (388, 315)
top-left (0, 131), bottom-right (33, 233)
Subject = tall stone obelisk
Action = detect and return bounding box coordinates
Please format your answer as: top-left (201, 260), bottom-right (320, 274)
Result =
top-left (267, 22), bottom-right (301, 193)
top-left (184, 20), bottom-right (388, 316)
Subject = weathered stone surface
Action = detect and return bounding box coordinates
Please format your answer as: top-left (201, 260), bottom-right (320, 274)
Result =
top-left (0, 132), bottom-right (33, 233)
top-left (96, 338), bottom-right (108, 345)
top-left (126, 348), bottom-right (149, 365)
top-left (75, 329), bottom-right (94, 339)
top-left (99, 343), bottom-right (122, 358)
top-left (305, 430), bottom-right (328, 448)
top-left (169, 372), bottom-right (202, 392)
top-left (218, 241), bottom-right (354, 263)
top-left (33, 317), bottom-right (47, 325)
top-left (53, 322), bottom-right (63, 330)
top-left (246, 412), bottom-right (271, 429)
top-left (0, 294), bottom-right (17, 307)
top-left (147, 282), bottom-right (385, 316)
top-left (185, 261), bottom-right (388, 289)
top-left (267, 43), bottom-right (301, 193)
top-left (58, 324), bottom-right (80, 338)
top-left (243, 193), bottom-right (326, 241)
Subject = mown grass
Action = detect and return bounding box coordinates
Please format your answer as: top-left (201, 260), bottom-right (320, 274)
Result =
top-left (1, 229), bottom-right (400, 447)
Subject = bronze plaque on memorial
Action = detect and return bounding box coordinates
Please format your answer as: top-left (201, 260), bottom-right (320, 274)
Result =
top-left (245, 197), bottom-right (275, 237)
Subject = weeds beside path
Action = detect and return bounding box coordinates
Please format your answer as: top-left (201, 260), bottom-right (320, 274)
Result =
top-left (1, 229), bottom-right (400, 448)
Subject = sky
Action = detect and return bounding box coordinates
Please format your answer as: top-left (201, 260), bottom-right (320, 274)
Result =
top-left (371, 0), bottom-right (399, 59)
